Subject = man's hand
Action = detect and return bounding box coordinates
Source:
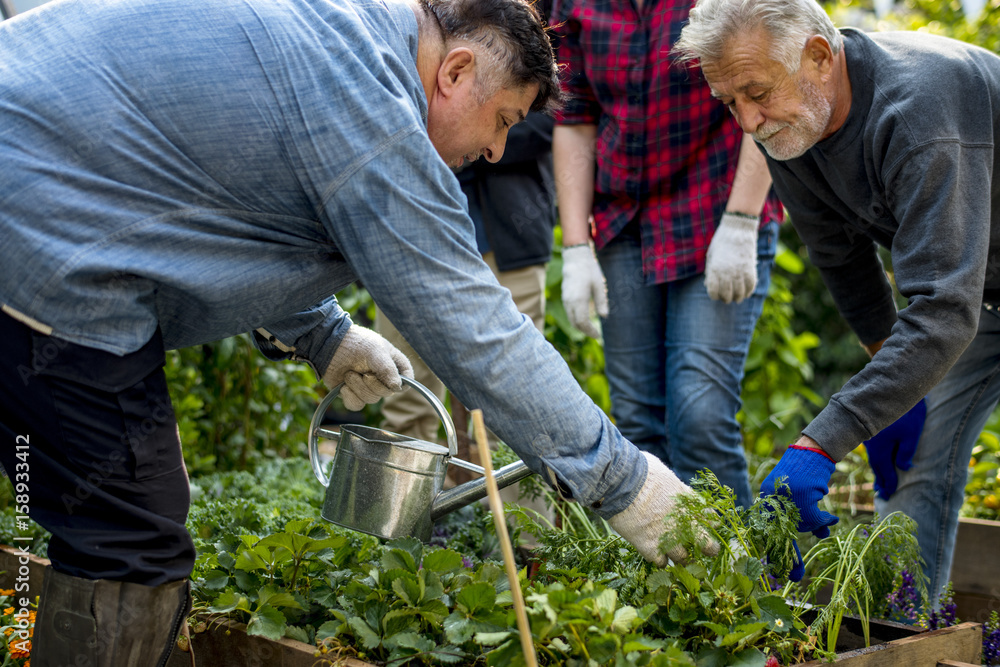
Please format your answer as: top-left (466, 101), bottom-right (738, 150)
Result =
top-left (705, 212), bottom-right (759, 304)
top-left (608, 452), bottom-right (720, 566)
top-left (759, 444), bottom-right (839, 582)
top-left (761, 444), bottom-right (839, 538)
top-left (561, 243), bottom-right (608, 338)
top-left (323, 325), bottom-right (414, 411)
top-left (865, 399), bottom-right (927, 500)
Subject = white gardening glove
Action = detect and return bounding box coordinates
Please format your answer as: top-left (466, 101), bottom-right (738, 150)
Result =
top-left (704, 212), bottom-right (759, 304)
top-left (608, 452), bottom-right (720, 567)
top-left (561, 243), bottom-right (608, 338)
top-left (322, 325), bottom-right (414, 411)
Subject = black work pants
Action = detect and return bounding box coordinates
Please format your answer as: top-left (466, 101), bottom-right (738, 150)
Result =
top-left (0, 310), bottom-right (195, 585)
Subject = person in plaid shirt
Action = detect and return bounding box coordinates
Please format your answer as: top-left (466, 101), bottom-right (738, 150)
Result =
top-left (551, 0), bottom-right (782, 508)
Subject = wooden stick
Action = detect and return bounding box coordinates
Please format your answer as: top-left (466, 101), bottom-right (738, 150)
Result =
top-left (471, 409), bottom-right (538, 667)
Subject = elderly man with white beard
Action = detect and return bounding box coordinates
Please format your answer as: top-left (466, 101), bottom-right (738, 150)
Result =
top-left (675, 0), bottom-right (1000, 602)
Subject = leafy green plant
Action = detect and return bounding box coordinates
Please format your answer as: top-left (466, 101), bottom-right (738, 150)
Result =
top-left (963, 410), bottom-right (1000, 521)
top-left (802, 512), bottom-right (926, 653)
top-left (166, 334), bottom-right (321, 475)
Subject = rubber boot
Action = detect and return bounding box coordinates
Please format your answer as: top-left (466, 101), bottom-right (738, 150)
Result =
top-left (32, 566), bottom-right (193, 667)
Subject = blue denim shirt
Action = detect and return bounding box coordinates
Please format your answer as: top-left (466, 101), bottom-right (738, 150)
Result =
top-left (0, 0), bottom-right (644, 514)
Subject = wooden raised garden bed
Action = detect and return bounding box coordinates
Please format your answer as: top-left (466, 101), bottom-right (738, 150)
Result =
top-left (949, 517), bottom-right (1000, 624)
top-left (0, 545), bottom-right (984, 667)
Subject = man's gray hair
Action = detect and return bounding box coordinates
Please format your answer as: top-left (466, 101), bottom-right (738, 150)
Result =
top-left (673, 0), bottom-right (842, 74)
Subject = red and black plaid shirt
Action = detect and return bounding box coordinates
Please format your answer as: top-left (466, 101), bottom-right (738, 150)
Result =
top-left (551, 0), bottom-right (782, 284)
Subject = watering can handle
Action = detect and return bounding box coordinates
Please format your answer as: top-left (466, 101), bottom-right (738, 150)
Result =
top-left (307, 376), bottom-right (459, 486)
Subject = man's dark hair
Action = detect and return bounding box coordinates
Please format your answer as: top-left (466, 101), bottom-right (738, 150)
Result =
top-left (422, 0), bottom-right (564, 114)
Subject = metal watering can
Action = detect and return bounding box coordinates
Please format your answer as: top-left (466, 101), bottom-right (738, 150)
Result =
top-left (308, 376), bottom-right (534, 542)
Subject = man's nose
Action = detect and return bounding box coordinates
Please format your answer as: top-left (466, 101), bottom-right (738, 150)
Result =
top-left (482, 135), bottom-right (507, 164)
top-left (733, 101), bottom-right (764, 134)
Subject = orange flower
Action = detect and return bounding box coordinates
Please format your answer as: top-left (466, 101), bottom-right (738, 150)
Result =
top-left (0, 589), bottom-right (14, 596)
top-left (9, 637), bottom-right (30, 658)
top-left (3, 607), bottom-right (14, 615)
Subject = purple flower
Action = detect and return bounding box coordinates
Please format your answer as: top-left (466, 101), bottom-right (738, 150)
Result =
top-left (983, 610), bottom-right (1000, 667)
top-left (922, 583), bottom-right (959, 631)
top-left (885, 569), bottom-right (920, 624)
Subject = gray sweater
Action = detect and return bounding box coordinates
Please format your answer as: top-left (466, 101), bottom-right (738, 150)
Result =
top-left (766, 28), bottom-right (1000, 460)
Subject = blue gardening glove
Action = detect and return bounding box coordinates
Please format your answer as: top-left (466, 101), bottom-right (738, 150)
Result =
top-left (788, 540), bottom-right (805, 583)
top-left (864, 399), bottom-right (927, 501)
top-left (760, 445), bottom-right (839, 582)
top-left (761, 445), bottom-right (839, 538)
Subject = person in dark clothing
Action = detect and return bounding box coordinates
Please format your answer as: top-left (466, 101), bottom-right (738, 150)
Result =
top-left (676, 0), bottom-right (1000, 595)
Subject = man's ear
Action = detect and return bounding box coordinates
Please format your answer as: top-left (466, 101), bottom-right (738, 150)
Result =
top-left (436, 47), bottom-right (476, 98)
top-left (803, 35), bottom-right (835, 78)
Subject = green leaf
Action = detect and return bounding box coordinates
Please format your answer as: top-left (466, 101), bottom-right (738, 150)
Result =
top-left (622, 636), bottom-right (664, 652)
top-left (646, 571), bottom-right (673, 594)
top-left (658, 645), bottom-right (698, 665)
top-left (232, 569), bottom-right (259, 592)
top-left (698, 591), bottom-right (717, 609)
top-left (385, 631), bottom-right (436, 652)
top-left (694, 620), bottom-right (730, 637)
top-left (246, 604), bottom-right (286, 642)
top-left (383, 537), bottom-right (422, 572)
top-left (475, 631), bottom-right (513, 645)
top-left (316, 620), bottom-right (343, 641)
top-left (611, 605), bottom-right (639, 634)
top-left (284, 625), bottom-right (310, 643)
top-left (727, 647), bottom-right (767, 667)
top-left (456, 582), bottom-right (497, 615)
top-left (201, 570), bottom-right (229, 590)
top-left (392, 573), bottom-right (424, 606)
top-left (486, 638), bottom-right (525, 667)
top-left (775, 246), bottom-right (804, 274)
top-left (257, 585), bottom-right (302, 610)
top-left (444, 614), bottom-right (475, 644)
top-left (256, 531), bottom-right (298, 554)
top-left (694, 646), bottom-right (729, 667)
top-left (719, 621), bottom-right (768, 647)
top-left (667, 604), bottom-right (698, 625)
top-left (422, 549), bottom-right (465, 573)
top-left (594, 587), bottom-right (618, 617)
top-left (585, 633), bottom-right (619, 664)
top-left (382, 608), bottom-right (422, 637)
top-left (756, 595), bottom-right (795, 633)
top-left (348, 616), bottom-right (382, 650)
top-left (673, 565), bottom-right (702, 596)
top-left (421, 569), bottom-right (445, 601)
top-left (428, 644), bottom-right (467, 664)
top-left (209, 590), bottom-right (249, 614)
top-left (418, 599), bottom-right (450, 622)
top-left (234, 546), bottom-right (269, 572)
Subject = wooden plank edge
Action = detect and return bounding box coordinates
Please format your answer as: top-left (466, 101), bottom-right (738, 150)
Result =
top-left (794, 622), bottom-right (982, 666)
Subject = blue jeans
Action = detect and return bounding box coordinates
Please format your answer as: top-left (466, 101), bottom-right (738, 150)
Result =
top-left (875, 305), bottom-right (1000, 603)
top-left (597, 221), bottom-right (778, 508)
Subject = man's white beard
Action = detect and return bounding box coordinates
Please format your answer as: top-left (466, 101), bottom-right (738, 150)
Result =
top-left (754, 77), bottom-right (832, 161)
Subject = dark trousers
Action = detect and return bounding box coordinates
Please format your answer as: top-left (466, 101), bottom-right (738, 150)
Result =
top-left (0, 310), bottom-right (194, 585)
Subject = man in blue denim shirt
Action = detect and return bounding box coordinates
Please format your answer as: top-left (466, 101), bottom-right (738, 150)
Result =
top-left (0, 0), bottom-right (715, 661)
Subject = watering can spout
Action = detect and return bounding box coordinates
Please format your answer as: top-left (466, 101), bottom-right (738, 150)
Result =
top-left (430, 460), bottom-right (534, 521)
